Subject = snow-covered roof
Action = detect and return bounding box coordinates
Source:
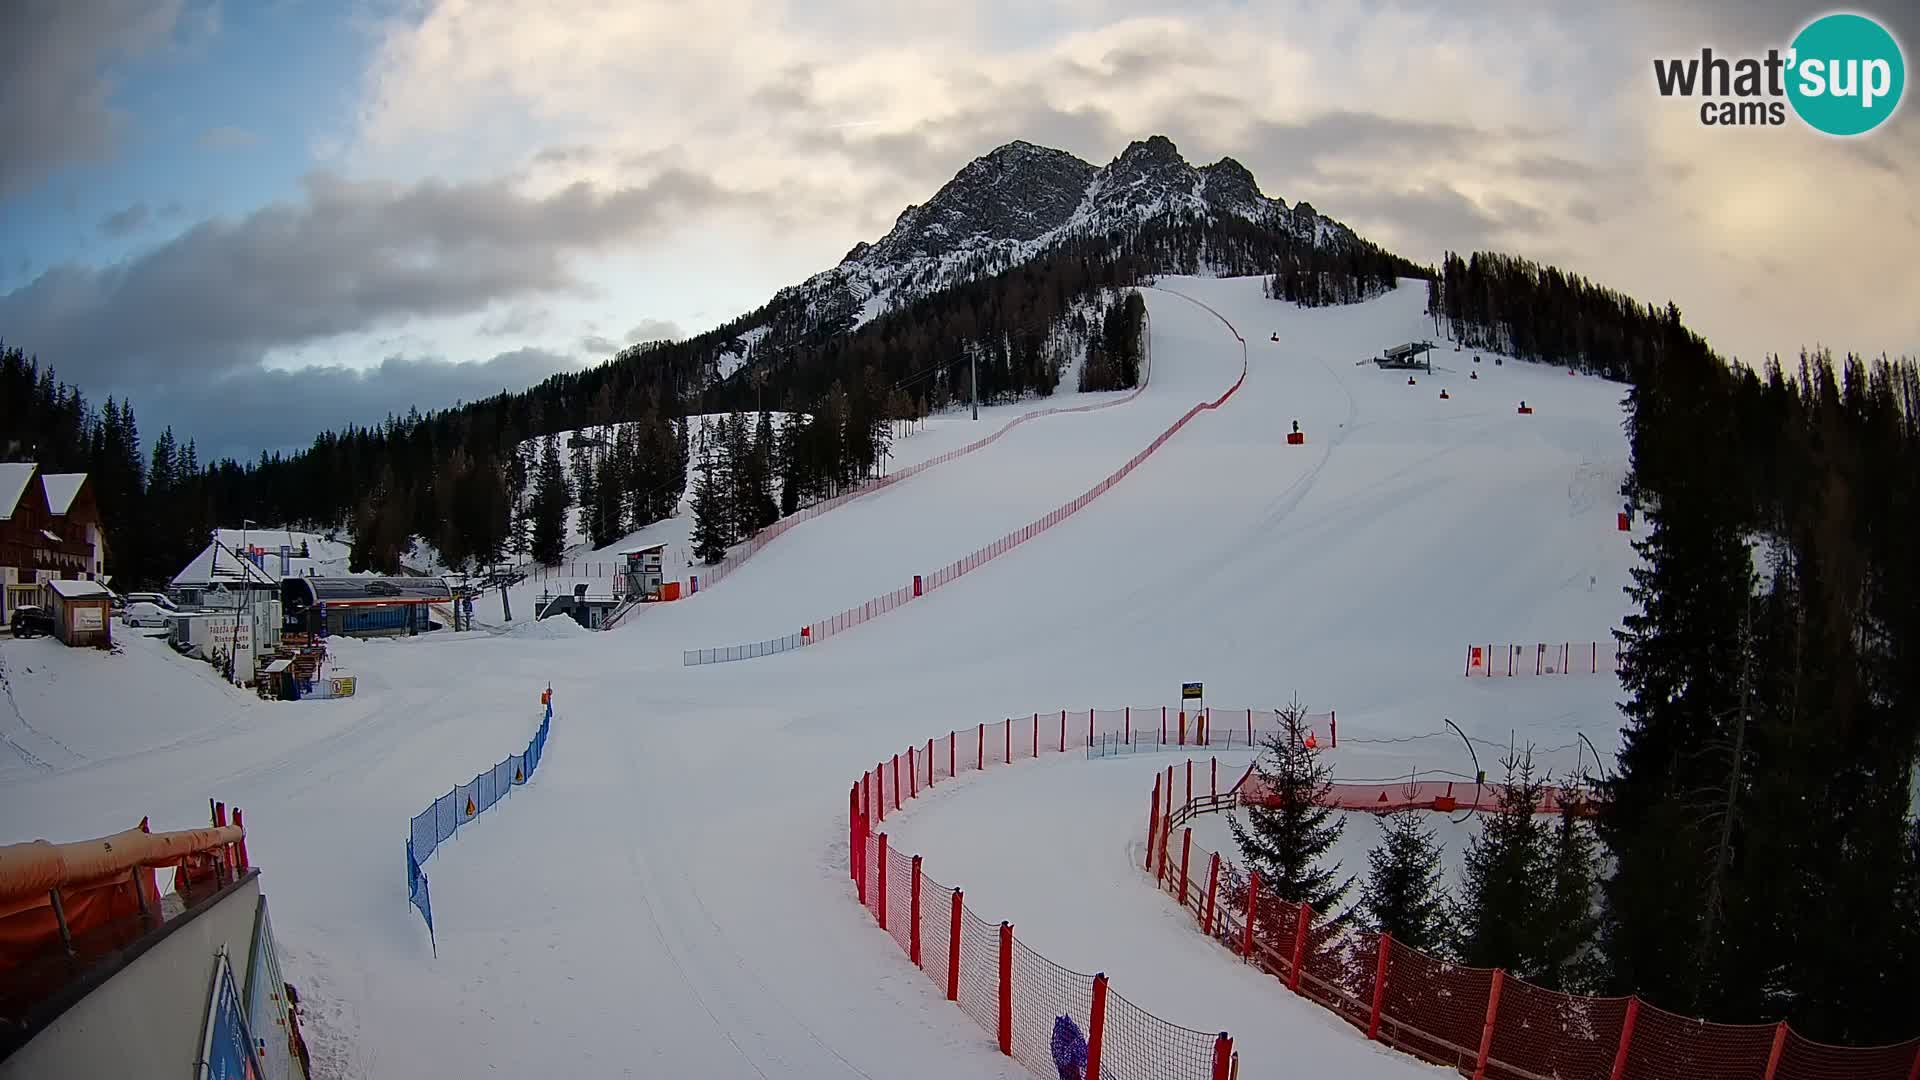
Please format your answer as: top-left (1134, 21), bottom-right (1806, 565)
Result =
top-left (41, 473), bottom-right (86, 514)
top-left (0, 462), bottom-right (35, 518)
top-left (171, 541), bottom-right (279, 588)
top-left (46, 579), bottom-right (109, 600)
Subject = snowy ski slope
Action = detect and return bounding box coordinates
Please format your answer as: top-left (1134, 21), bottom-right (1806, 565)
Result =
top-left (0, 275), bottom-right (1637, 1078)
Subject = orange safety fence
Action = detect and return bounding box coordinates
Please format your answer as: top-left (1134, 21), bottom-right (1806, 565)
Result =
top-left (689, 288), bottom-right (1248, 666)
top-left (848, 705), bottom-right (1250, 1079)
top-left (1149, 774), bottom-right (1920, 1080)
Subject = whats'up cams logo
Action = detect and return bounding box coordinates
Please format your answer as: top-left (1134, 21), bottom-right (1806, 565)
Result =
top-left (1654, 12), bottom-right (1906, 135)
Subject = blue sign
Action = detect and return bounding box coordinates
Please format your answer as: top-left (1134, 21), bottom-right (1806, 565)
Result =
top-left (199, 951), bottom-right (261, 1080)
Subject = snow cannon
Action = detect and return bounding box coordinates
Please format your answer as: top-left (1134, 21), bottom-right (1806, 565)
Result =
top-left (1517, 400), bottom-right (1534, 415)
top-left (1286, 419), bottom-right (1305, 446)
top-left (1439, 389), bottom-right (1450, 400)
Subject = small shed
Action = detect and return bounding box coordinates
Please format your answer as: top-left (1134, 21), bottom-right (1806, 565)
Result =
top-left (621, 545), bottom-right (666, 601)
top-left (44, 579), bottom-right (112, 648)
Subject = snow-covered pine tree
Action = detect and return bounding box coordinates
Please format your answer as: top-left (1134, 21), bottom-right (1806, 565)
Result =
top-left (1454, 749), bottom-right (1550, 974)
top-left (1228, 700), bottom-right (1353, 921)
top-left (1360, 807), bottom-right (1452, 952)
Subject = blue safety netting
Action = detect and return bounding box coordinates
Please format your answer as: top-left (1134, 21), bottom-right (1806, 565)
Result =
top-left (405, 693), bottom-right (553, 952)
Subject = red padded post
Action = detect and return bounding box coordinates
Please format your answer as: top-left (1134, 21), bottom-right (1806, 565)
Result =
top-left (1059, 710), bottom-right (1066, 752)
top-left (1331, 710), bottom-right (1337, 748)
top-left (1146, 776), bottom-right (1161, 872)
top-left (1212, 1033), bottom-right (1233, 1080)
top-left (909, 855), bottom-right (923, 966)
top-left (997, 922), bottom-right (1013, 1056)
top-left (1179, 828), bottom-right (1192, 907)
top-left (1243, 872), bottom-right (1260, 958)
top-left (1762, 1022), bottom-right (1788, 1080)
top-left (1186, 758), bottom-right (1193, 806)
top-left (1086, 973), bottom-right (1109, 1079)
top-left (1203, 852), bottom-right (1220, 932)
top-left (1473, 969), bottom-right (1505, 1080)
top-left (1289, 904), bottom-right (1311, 991)
top-left (947, 888), bottom-right (964, 1001)
top-left (1609, 997), bottom-right (1639, 1080)
top-left (892, 754), bottom-right (901, 810)
top-left (908, 746), bottom-right (917, 798)
top-left (231, 808), bottom-right (249, 870)
top-left (877, 833), bottom-right (890, 930)
top-left (1005, 720), bottom-right (1011, 764)
top-left (1124, 707), bottom-right (1130, 743)
top-left (1367, 933), bottom-right (1390, 1040)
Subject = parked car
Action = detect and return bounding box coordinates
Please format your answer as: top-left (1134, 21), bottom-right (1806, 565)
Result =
top-left (122, 601), bottom-right (174, 628)
top-left (122, 592), bottom-right (177, 611)
top-left (10, 605), bottom-right (55, 638)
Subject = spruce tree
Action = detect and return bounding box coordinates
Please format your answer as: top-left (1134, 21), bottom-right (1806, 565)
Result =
top-left (689, 446), bottom-right (730, 565)
top-left (1535, 797), bottom-right (1601, 992)
top-left (1360, 808), bottom-right (1452, 953)
top-left (530, 434), bottom-right (570, 565)
top-left (1454, 750), bottom-right (1549, 975)
top-left (572, 439), bottom-right (598, 545)
top-left (1228, 700), bottom-right (1353, 920)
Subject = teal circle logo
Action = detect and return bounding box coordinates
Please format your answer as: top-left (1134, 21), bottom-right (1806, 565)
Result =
top-left (1787, 13), bottom-right (1905, 135)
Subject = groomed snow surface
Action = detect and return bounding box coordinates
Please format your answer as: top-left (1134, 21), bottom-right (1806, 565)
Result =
top-left (0, 275), bottom-right (1637, 1078)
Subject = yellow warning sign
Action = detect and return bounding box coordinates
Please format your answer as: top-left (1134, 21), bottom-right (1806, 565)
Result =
top-left (465, 797), bottom-right (476, 816)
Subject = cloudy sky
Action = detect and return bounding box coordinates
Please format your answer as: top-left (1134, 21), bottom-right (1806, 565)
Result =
top-left (2, 0), bottom-right (1914, 460)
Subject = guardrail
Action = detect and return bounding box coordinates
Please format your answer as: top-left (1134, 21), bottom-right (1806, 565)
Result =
top-left (404, 688), bottom-right (554, 955)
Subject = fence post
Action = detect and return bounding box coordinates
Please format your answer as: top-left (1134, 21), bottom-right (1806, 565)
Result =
top-left (1212, 1033), bottom-right (1233, 1080)
top-left (1179, 709), bottom-right (1187, 746)
top-left (1289, 904), bottom-right (1311, 991)
top-left (978, 723), bottom-right (984, 770)
top-left (1203, 853), bottom-right (1220, 932)
top-left (1472, 969), bottom-right (1505, 1080)
top-left (1243, 872), bottom-right (1260, 958)
top-left (1187, 758), bottom-right (1194, 806)
top-left (1032, 713), bottom-right (1038, 759)
top-left (849, 783), bottom-right (859, 883)
top-left (1762, 1022), bottom-right (1788, 1080)
top-left (1212, 757), bottom-right (1218, 799)
top-left (1162, 705), bottom-right (1167, 745)
top-left (1247, 708), bottom-right (1253, 745)
top-left (997, 922), bottom-right (1014, 1057)
top-left (892, 754), bottom-right (901, 810)
top-left (1608, 997), bottom-right (1639, 1080)
top-left (947, 888), bottom-right (964, 1001)
top-left (1088, 709), bottom-right (1094, 747)
top-left (1331, 709), bottom-right (1337, 748)
top-left (1005, 720), bottom-right (1011, 764)
top-left (1179, 828), bottom-right (1193, 908)
top-left (908, 746), bottom-right (917, 798)
top-left (1146, 776), bottom-right (1161, 872)
top-left (909, 855), bottom-right (923, 967)
top-left (949, 731), bottom-right (956, 779)
top-left (877, 833), bottom-right (890, 930)
top-left (1125, 707), bottom-right (1131, 743)
top-left (1367, 933), bottom-right (1391, 1040)
top-left (1086, 973), bottom-right (1109, 1080)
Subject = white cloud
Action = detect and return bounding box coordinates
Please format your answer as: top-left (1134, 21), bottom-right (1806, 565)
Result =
top-left (340, 0), bottom-right (1917, 366)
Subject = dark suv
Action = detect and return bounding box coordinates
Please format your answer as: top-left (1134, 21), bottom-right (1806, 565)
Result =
top-left (9, 605), bottom-right (55, 638)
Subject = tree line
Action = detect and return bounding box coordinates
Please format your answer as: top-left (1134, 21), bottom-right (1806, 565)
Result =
top-left (1425, 251), bottom-right (1686, 380)
top-left (1232, 275), bottom-right (1919, 1044)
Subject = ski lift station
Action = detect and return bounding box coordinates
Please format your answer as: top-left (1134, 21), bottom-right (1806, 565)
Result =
top-left (1374, 341), bottom-right (1435, 370)
top-left (280, 576), bottom-right (451, 638)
